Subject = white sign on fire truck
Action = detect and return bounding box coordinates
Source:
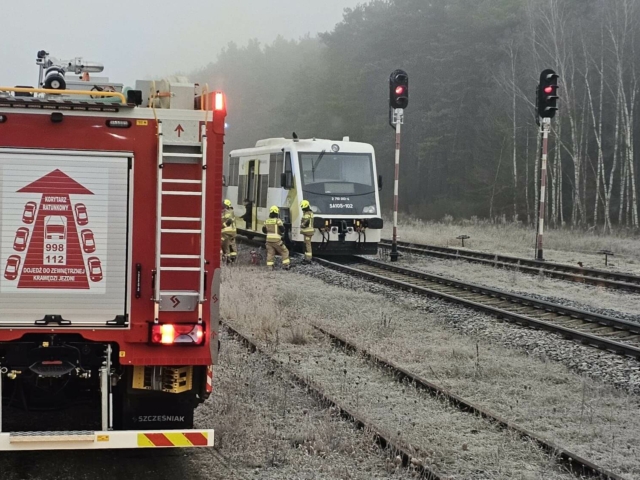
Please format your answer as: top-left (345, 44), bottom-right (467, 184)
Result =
top-left (0, 151), bottom-right (129, 326)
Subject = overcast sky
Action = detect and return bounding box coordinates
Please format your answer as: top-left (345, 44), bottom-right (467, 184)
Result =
top-left (0, 0), bottom-right (362, 88)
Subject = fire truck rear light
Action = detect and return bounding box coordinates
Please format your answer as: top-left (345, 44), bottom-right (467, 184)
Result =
top-left (0, 115), bottom-right (6, 123)
top-left (214, 92), bottom-right (225, 111)
top-left (106, 120), bottom-right (131, 128)
top-left (151, 324), bottom-right (204, 345)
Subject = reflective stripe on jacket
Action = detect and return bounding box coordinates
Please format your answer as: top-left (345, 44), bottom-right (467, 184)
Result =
top-left (301, 210), bottom-right (314, 235)
top-left (263, 218), bottom-right (283, 241)
top-left (222, 209), bottom-right (236, 233)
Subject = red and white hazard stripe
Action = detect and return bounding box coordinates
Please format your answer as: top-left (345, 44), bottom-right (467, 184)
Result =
top-left (536, 118), bottom-right (550, 260)
top-left (206, 365), bottom-right (213, 393)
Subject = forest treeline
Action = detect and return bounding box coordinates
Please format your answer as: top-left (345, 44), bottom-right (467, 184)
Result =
top-left (191, 0), bottom-right (640, 231)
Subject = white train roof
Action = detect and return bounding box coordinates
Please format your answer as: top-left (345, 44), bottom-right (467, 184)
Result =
top-left (231, 137), bottom-right (375, 156)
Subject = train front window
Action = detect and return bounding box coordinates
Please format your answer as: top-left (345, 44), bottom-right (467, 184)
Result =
top-left (299, 152), bottom-right (377, 215)
top-left (299, 152), bottom-right (374, 189)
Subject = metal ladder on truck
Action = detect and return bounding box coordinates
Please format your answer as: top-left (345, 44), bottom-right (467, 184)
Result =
top-left (153, 121), bottom-right (207, 323)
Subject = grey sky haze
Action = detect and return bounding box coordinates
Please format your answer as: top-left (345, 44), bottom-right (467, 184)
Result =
top-left (0, 0), bottom-right (362, 88)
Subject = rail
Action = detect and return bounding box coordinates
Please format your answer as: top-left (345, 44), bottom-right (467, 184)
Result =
top-left (0, 86), bottom-right (127, 104)
top-left (311, 323), bottom-right (625, 480)
top-left (315, 256), bottom-right (640, 359)
top-left (379, 239), bottom-right (640, 293)
top-left (223, 321), bottom-right (440, 479)
top-left (225, 318), bottom-right (624, 479)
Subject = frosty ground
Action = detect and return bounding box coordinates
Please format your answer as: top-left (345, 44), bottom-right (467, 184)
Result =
top-left (221, 260), bottom-right (640, 479)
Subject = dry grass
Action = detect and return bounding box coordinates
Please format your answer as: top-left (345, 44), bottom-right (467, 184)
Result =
top-left (383, 216), bottom-right (640, 273)
top-left (221, 266), bottom-right (640, 479)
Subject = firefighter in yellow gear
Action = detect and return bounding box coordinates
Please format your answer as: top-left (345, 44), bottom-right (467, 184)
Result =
top-left (262, 206), bottom-right (290, 270)
top-left (300, 200), bottom-right (314, 262)
top-left (221, 199), bottom-right (237, 263)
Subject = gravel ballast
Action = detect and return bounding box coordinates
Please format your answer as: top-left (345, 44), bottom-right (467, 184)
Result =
top-left (222, 257), bottom-right (640, 479)
top-left (389, 252), bottom-right (640, 322)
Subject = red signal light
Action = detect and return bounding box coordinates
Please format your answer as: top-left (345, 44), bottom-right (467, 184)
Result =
top-left (151, 324), bottom-right (204, 345)
top-left (544, 86), bottom-right (554, 94)
top-left (395, 86), bottom-right (405, 95)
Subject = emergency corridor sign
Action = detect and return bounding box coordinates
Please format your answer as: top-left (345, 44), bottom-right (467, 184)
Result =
top-left (0, 151), bottom-right (129, 327)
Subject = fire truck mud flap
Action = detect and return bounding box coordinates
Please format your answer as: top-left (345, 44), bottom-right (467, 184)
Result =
top-left (0, 429), bottom-right (214, 451)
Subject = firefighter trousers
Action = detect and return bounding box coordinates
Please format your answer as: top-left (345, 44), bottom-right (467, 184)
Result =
top-left (303, 234), bottom-right (313, 260)
top-left (222, 232), bottom-right (237, 261)
top-left (266, 240), bottom-right (290, 268)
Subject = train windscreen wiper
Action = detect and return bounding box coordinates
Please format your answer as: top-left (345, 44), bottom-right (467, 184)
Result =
top-left (311, 150), bottom-right (326, 181)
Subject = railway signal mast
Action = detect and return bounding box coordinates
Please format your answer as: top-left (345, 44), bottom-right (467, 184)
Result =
top-left (535, 69), bottom-right (559, 261)
top-left (389, 69), bottom-right (409, 262)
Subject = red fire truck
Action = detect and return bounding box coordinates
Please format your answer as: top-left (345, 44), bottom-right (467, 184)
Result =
top-left (0, 51), bottom-right (225, 450)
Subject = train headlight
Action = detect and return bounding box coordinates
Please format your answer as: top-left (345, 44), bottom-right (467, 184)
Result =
top-left (362, 206), bottom-right (376, 214)
top-left (310, 205), bottom-right (320, 213)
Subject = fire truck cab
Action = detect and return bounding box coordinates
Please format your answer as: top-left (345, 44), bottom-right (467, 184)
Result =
top-left (0, 51), bottom-right (225, 450)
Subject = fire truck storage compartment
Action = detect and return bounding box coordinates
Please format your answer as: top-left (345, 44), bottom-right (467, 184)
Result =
top-left (0, 149), bottom-right (130, 327)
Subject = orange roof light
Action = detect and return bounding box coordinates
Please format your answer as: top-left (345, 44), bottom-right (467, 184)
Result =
top-left (214, 92), bottom-right (225, 111)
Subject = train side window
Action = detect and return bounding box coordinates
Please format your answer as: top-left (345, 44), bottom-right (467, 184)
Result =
top-left (269, 154), bottom-right (277, 187)
top-left (258, 175), bottom-right (269, 207)
top-left (281, 152), bottom-right (293, 189)
top-left (276, 153), bottom-right (284, 183)
top-left (228, 157), bottom-right (239, 186)
top-left (237, 175), bottom-right (246, 204)
top-left (247, 161), bottom-right (256, 202)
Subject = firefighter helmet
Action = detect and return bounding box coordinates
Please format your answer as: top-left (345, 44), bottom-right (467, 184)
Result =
top-left (269, 205), bottom-right (280, 215)
top-left (223, 199), bottom-right (232, 207)
top-left (300, 200), bottom-right (310, 210)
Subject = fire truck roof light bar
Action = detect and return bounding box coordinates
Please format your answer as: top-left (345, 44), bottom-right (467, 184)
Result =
top-left (0, 86), bottom-right (127, 104)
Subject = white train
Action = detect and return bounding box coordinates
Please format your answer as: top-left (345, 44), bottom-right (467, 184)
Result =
top-left (225, 136), bottom-right (383, 255)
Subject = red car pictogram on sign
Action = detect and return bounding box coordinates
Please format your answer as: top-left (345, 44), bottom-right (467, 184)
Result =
top-left (81, 229), bottom-right (96, 253)
top-left (4, 255), bottom-right (21, 280)
top-left (87, 257), bottom-right (103, 282)
top-left (75, 203), bottom-right (89, 226)
top-left (13, 228), bottom-right (29, 252)
top-left (22, 202), bottom-right (37, 224)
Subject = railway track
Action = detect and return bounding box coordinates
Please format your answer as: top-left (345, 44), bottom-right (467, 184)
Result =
top-left (315, 256), bottom-right (640, 359)
top-left (223, 321), bottom-right (439, 479)
top-left (224, 321), bottom-right (623, 479)
top-left (379, 239), bottom-right (640, 293)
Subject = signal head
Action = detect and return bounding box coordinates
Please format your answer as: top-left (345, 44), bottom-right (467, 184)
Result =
top-left (537, 68), bottom-right (560, 119)
top-left (389, 69), bottom-right (409, 110)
